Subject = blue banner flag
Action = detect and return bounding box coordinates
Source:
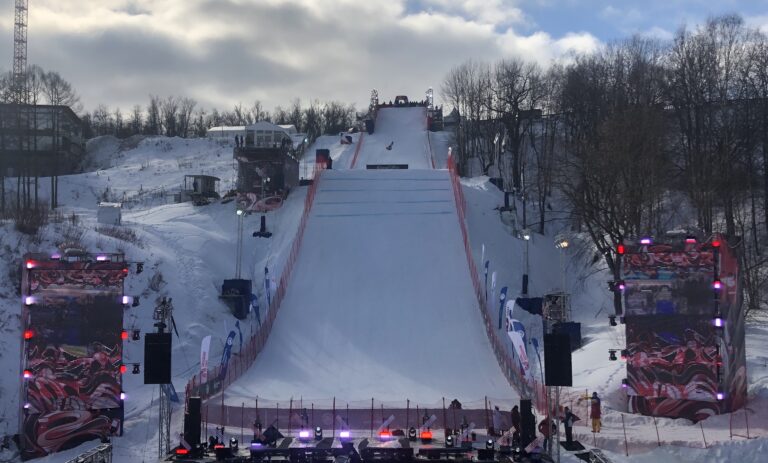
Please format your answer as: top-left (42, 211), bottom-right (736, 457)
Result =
top-left (497, 286), bottom-right (508, 329)
top-left (219, 330), bottom-right (237, 381)
top-left (235, 320), bottom-right (243, 352)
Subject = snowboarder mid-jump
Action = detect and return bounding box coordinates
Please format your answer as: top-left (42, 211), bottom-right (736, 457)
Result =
top-left (386, 141), bottom-right (394, 150)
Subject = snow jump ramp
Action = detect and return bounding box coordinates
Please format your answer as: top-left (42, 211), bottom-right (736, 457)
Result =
top-left (225, 109), bottom-right (514, 404)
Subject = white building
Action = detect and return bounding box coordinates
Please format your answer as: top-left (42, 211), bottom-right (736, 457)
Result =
top-left (206, 126), bottom-right (247, 141)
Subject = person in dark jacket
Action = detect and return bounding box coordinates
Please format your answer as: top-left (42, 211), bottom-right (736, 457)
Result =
top-left (510, 406), bottom-right (521, 432)
top-left (563, 407), bottom-right (578, 444)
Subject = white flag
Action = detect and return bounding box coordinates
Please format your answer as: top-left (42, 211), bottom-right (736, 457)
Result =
top-left (481, 244), bottom-right (485, 266)
top-left (491, 271), bottom-right (497, 291)
top-left (200, 335), bottom-right (212, 384)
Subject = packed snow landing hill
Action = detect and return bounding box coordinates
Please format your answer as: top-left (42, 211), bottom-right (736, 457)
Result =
top-left (225, 106), bottom-right (516, 405)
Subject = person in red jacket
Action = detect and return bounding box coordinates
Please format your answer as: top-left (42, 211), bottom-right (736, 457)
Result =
top-left (538, 416), bottom-right (556, 453)
top-left (590, 392), bottom-right (602, 433)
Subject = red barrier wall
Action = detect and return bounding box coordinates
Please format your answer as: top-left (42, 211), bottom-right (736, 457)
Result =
top-left (185, 171), bottom-right (324, 403)
top-left (446, 155), bottom-right (547, 415)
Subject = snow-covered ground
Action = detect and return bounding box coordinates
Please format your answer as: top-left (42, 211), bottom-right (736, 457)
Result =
top-left (0, 108), bottom-right (766, 463)
top-left (225, 169), bottom-right (515, 405)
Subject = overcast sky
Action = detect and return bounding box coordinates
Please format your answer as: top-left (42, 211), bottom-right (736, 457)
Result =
top-left (1, 0), bottom-right (766, 114)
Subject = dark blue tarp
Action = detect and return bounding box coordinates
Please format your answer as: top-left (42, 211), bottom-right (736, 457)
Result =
top-left (515, 297), bottom-right (543, 316)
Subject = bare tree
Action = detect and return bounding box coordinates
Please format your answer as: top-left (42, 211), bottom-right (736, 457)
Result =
top-left (178, 97), bottom-right (197, 138)
top-left (160, 95), bottom-right (179, 136)
top-left (130, 105), bottom-right (143, 135)
top-left (145, 95), bottom-right (161, 135)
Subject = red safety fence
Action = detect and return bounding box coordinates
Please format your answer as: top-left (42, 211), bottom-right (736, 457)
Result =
top-left (446, 153), bottom-right (547, 415)
top-left (349, 132), bottom-right (365, 169)
top-left (185, 170), bottom-right (324, 403)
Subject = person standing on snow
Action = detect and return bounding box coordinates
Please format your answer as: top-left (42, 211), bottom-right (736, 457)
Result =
top-left (510, 405), bottom-right (521, 437)
top-left (386, 141), bottom-right (394, 150)
top-left (491, 406), bottom-right (503, 436)
top-left (563, 407), bottom-right (578, 444)
top-left (590, 392), bottom-right (602, 433)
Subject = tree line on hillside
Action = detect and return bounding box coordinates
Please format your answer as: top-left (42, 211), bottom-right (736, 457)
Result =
top-left (83, 97), bottom-right (357, 143)
top-left (443, 14), bottom-right (768, 314)
top-left (0, 71), bottom-right (357, 144)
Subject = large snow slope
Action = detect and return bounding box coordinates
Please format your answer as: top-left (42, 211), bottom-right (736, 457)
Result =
top-left (353, 107), bottom-right (434, 169)
top-left (226, 169), bottom-right (515, 404)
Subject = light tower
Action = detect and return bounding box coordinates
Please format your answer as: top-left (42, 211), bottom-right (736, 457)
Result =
top-left (12, 0), bottom-right (29, 105)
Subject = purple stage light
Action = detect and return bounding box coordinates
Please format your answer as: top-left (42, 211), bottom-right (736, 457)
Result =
top-left (339, 431), bottom-right (351, 439)
top-left (640, 237), bottom-right (652, 245)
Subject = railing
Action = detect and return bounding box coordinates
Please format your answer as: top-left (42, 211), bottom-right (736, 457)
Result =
top-left (199, 396), bottom-right (517, 438)
top-left (349, 133), bottom-right (365, 169)
top-left (185, 170), bottom-right (324, 402)
top-left (65, 443), bottom-right (112, 463)
top-left (446, 154), bottom-right (547, 415)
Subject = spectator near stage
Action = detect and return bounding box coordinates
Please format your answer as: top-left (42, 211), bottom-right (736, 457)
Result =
top-left (537, 416), bottom-right (556, 453)
top-left (563, 407), bottom-right (579, 444)
top-left (590, 392), bottom-right (602, 433)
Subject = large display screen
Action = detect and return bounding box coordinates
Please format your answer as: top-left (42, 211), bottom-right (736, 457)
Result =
top-left (621, 239), bottom-right (746, 422)
top-left (21, 257), bottom-right (125, 460)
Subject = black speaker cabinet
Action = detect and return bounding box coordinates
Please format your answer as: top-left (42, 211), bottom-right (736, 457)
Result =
top-left (144, 332), bottom-right (172, 384)
top-left (519, 399), bottom-right (535, 449)
top-left (184, 397), bottom-right (202, 445)
top-left (544, 333), bottom-right (572, 386)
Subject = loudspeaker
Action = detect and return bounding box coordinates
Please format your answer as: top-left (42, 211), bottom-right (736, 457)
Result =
top-left (544, 333), bottom-right (572, 386)
top-left (262, 425), bottom-right (283, 444)
top-left (519, 399), bottom-right (535, 449)
top-left (552, 322), bottom-right (582, 351)
top-left (144, 333), bottom-right (172, 384)
top-left (477, 449), bottom-right (495, 460)
top-left (184, 397), bottom-right (201, 446)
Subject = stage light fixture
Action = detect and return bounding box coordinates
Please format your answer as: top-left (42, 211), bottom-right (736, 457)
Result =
top-left (314, 426), bottom-right (323, 440)
top-left (23, 370), bottom-right (32, 379)
top-left (120, 365), bottom-right (127, 374)
top-left (132, 329), bottom-right (141, 341)
top-left (230, 437), bottom-right (238, 451)
top-left (716, 392), bottom-right (725, 401)
top-left (50, 253), bottom-right (61, 260)
top-left (298, 430), bottom-right (311, 441)
top-left (24, 296), bottom-right (34, 306)
top-left (132, 297), bottom-right (140, 307)
top-left (96, 255), bottom-right (108, 262)
top-left (446, 435), bottom-right (454, 448)
top-left (136, 262), bottom-right (144, 274)
top-left (685, 237), bottom-right (697, 244)
top-left (24, 330), bottom-right (33, 340)
top-left (23, 403), bottom-right (31, 409)
top-left (175, 448), bottom-right (189, 456)
top-left (121, 330), bottom-right (129, 341)
top-left (122, 296), bottom-right (131, 305)
top-left (713, 280), bottom-right (723, 290)
top-left (714, 315), bottom-right (724, 328)
top-left (132, 364), bottom-right (140, 374)
top-left (617, 243), bottom-right (625, 255)
top-left (609, 315), bottom-right (617, 327)
top-left (620, 349), bottom-right (629, 361)
top-left (420, 430), bottom-right (433, 442)
top-left (609, 350), bottom-right (617, 361)
top-left (408, 427), bottom-right (417, 441)
top-left (486, 439), bottom-right (494, 449)
top-left (712, 240), bottom-right (721, 248)
top-left (617, 280), bottom-right (626, 291)
top-left (120, 391), bottom-right (126, 400)
top-left (378, 430), bottom-right (392, 441)
top-left (640, 237), bottom-right (652, 245)
top-left (25, 260), bottom-right (35, 269)
top-left (339, 430), bottom-right (351, 440)
top-left (621, 379), bottom-right (628, 388)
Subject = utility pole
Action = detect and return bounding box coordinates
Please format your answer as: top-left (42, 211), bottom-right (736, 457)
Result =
top-left (235, 209), bottom-right (245, 278)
